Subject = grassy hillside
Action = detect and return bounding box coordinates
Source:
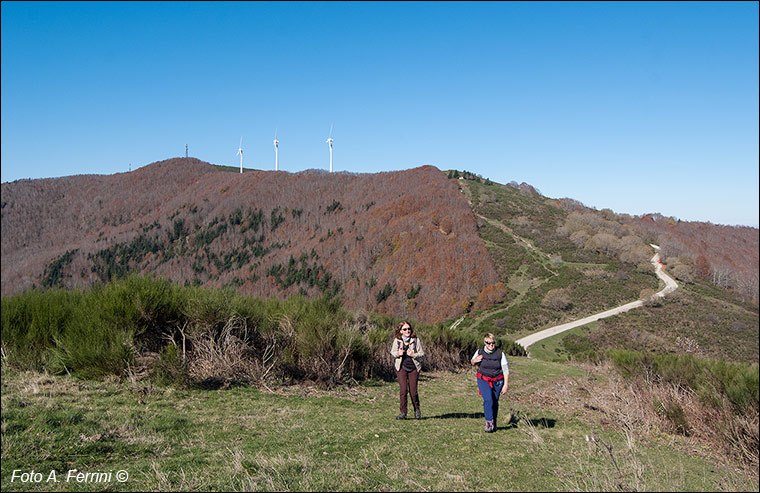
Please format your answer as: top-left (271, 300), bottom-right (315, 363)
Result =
top-left (452, 173), bottom-right (758, 366)
top-left (2, 363), bottom-right (756, 492)
top-left (453, 175), bottom-right (659, 338)
top-left (556, 282), bottom-right (759, 364)
top-left (2, 277), bottom-right (756, 490)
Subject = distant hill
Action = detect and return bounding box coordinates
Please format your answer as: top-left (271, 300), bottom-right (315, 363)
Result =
top-left (2, 159), bottom-right (757, 328)
top-left (1, 159), bottom-right (500, 323)
top-left (454, 173), bottom-right (757, 363)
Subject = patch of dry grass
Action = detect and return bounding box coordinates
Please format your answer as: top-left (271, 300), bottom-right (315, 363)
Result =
top-left (513, 360), bottom-right (759, 482)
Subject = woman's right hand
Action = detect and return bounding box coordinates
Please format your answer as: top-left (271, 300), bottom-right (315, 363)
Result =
top-left (472, 354), bottom-right (483, 364)
top-left (397, 348), bottom-right (405, 357)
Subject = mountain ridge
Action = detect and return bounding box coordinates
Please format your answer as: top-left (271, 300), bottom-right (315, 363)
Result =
top-left (1, 158), bottom-right (500, 323)
top-left (2, 158), bottom-right (757, 325)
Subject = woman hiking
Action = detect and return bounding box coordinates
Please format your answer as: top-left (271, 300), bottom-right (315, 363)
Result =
top-left (471, 333), bottom-right (509, 432)
top-left (390, 321), bottom-right (424, 420)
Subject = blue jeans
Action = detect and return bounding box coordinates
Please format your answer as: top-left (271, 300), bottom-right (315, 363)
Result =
top-left (477, 377), bottom-right (504, 423)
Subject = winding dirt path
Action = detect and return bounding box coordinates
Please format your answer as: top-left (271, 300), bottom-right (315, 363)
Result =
top-left (515, 244), bottom-right (678, 351)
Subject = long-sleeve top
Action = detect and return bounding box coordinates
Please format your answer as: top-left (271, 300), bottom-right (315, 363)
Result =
top-left (390, 337), bottom-right (424, 371)
top-left (471, 349), bottom-right (509, 376)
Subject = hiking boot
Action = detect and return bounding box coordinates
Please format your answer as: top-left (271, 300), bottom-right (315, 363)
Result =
top-left (485, 420), bottom-right (495, 433)
top-left (396, 413), bottom-right (407, 420)
top-left (414, 409), bottom-right (421, 420)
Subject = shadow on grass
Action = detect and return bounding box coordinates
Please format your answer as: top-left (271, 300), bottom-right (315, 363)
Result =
top-left (417, 374), bottom-right (440, 382)
top-left (189, 378), bottom-right (251, 390)
top-left (498, 412), bottom-right (557, 430)
top-left (370, 371), bottom-right (444, 385)
top-left (421, 412), bottom-right (485, 420)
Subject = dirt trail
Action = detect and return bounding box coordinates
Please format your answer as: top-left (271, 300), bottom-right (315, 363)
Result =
top-left (515, 244), bottom-right (677, 351)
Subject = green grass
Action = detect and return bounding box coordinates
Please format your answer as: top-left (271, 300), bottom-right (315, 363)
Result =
top-left (556, 285), bottom-right (759, 365)
top-left (2, 362), bottom-right (755, 492)
top-left (459, 178), bottom-right (663, 346)
top-left (526, 323), bottom-right (599, 363)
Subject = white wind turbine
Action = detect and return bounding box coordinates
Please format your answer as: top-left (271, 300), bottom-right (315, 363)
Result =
top-left (235, 137), bottom-right (243, 173)
top-left (325, 124), bottom-right (334, 173)
top-left (273, 129), bottom-right (279, 171)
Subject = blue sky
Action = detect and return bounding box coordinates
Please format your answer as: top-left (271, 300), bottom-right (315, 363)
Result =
top-left (2, 1), bottom-right (758, 227)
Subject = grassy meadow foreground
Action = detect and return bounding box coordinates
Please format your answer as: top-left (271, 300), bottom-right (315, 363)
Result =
top-left (2, 276), bottom-right (758, 491)
top-left (2, 359), bottom-right (757, 492)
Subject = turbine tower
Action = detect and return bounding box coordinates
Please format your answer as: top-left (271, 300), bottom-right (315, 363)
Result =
top-left (326, 124), bottom-right (334, 173)
top-left (235, 137), bottom-right (243, 173)
top-left (273, 130), bottom-right (279, 171)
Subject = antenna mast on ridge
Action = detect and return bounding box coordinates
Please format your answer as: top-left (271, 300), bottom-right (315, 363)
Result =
top-left (185, 144), bottom-right (188, 158)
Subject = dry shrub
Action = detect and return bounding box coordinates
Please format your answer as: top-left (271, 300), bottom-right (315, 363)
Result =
top-left (472, 282), bottom-right (509, 312)
top-left (639, 288), bottom-right (661, 307)
top-left (286, 316), bottom-right (370, 386)
top-left (186, 315), bottom-right (257, 383)
top-left (534, 361), bottom-right (760, 478)
top-left (420, 340), bottom-right (468, 371)
top-left (542, 288), bottom-right (571, 311)
top-left (583, 267), bottom-right (611, 279)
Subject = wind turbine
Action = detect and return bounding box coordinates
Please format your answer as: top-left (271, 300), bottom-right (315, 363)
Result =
top-left (235, 137), bottom-right (243, 173)
top-left (273, 130), bottom-right (279, 171)
top-left (325, 124), bottom-right (334, 173)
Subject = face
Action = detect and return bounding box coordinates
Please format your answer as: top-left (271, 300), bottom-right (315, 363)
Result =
top-left (484, 339), bottom-right (495, 348)
top-left (400, 324), bottom-right (411, 336)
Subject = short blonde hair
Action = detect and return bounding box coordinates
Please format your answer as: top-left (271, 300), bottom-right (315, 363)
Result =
top-left (484, 332), bottom-right (495, 342)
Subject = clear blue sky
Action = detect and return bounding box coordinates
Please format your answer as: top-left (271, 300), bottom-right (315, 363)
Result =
top-left (2, 1), bottom-right (758, 227)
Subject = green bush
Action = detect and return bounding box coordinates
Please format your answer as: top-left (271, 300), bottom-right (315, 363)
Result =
top-left (1, 288), bottom-right (85, 370)
top-left (654, 398), bottom-right (691, 436)
top-left (152, 345), bottom-right (190, 387)
top-left (2, 276), bottom-right (525, 387)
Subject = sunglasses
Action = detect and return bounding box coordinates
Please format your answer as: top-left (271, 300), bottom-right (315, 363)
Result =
top-left (401, 328), bottom-right (411, 332)
top-left (484, 341), bottom-right (495, 345)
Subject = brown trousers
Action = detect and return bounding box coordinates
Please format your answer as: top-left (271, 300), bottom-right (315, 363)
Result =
top-left (396, 368), bottom-right (420, 414)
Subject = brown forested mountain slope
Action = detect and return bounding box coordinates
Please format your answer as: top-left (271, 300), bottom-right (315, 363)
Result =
top-left (631, 214), bottom-right (758, 302)
top-left (552, 198), bottom-right (759, 304)
top-left (1, 159), bottom-right (500, 323)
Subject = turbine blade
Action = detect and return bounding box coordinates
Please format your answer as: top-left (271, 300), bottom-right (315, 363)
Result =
top-left (328, 124), bottom-right (333, 139)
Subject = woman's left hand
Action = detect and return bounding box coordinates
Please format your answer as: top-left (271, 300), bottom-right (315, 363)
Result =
top-left (500, 385), bottom-right (508, 395)
top-left (407, 349), bottom-right (415, 357)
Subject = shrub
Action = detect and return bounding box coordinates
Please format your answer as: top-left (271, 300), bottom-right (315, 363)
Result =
top-left (542, 288), bottom-right (571, 311)
top-left (152, 345), bottom-right (190, 386)
top-left (654, 398), bottom-right (691, 436)
top-left (2, 276), bottom-right (526, 388)
top-left (639, 288), bottom-right (662, 307)
top-left (608, 349), bottom-right (759, 417)
top-left (473, 282), bottom-right (508, 312)
top-left (1, 288), bottom-right (85, 370)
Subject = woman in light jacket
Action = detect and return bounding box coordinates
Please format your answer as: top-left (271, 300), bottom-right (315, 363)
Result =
top-left (390, 321), bottom-right (424, 420)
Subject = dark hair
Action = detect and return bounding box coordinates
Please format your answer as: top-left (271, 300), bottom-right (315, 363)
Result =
top-left (394, 321), bottom-right (417, 340)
